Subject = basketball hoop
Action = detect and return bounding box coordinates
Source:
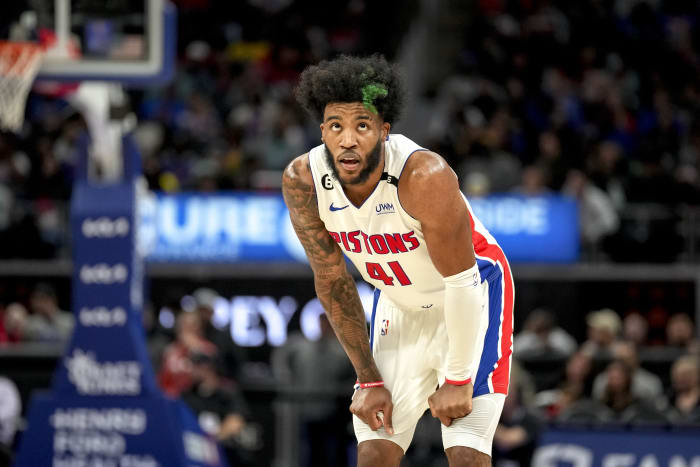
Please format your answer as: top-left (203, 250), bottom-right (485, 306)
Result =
top-left (0, 41), bottom-right (44, 133)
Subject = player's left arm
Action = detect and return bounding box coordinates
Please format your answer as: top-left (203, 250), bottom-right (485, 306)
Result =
top-left (399, 150), bottom-right (486, 426)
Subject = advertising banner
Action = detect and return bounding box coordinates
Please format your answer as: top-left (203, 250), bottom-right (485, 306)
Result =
top-left (141, 193), bottom-right (579, 264)
top-left (533, 428), bottom-right (700, 467)
top-left (469, 194), bottom-right (579, 263)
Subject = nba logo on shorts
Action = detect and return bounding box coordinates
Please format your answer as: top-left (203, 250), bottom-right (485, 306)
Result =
top-left (380, 319), bottom-right (390, 336)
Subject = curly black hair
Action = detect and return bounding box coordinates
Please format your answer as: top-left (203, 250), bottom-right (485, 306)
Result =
top-left (295, 54), bottom-right (405, 124)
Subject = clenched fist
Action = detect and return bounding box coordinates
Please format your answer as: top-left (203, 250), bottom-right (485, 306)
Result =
top-left (428, 382), bottom-right (474, 427)
top-left (350, 386), bottom-right (395, 434)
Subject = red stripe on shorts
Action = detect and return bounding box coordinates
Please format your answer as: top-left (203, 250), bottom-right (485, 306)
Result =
top-left (466, 204), bottom-right (514, 394)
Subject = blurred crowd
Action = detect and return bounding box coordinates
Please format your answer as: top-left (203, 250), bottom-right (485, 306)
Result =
top-left (0, 283), bottom-right (73, 344)
top-left (0, 0), bottom-right (699, 260)
top-left (1, 282), bottom-right (698, 466)
top-left (427, 0), bottom-right (700, 261)
top-left (0, 0), bottom-right (412, 260)
top-left (489, 305), bottom-right (700, 466)
top-left (514, 307), bottom-right (699, 423)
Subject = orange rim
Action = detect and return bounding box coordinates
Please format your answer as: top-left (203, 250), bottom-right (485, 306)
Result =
top-left (0, 41), bottom-right (44, 76)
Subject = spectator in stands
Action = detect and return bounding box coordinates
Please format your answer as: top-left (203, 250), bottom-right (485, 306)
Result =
top-left (677, 117), bottom-right (700, 204)
top-left (599, 357), bottom-right (670, 424)
top-left (0, 303), bottom-right (27, 344)
top-left (688, 340), bottom-right (700, 360)
top-left (462, 170), bottom-right (491, 198)
top-left (581, 308), bottom-right (621, 357)
top-left (0, 183), bottom-right (12, 235)
top-left (562, 169), bottom-right (620, 252)
top-left (510, 359), bottom-right (537, 408)
top-left (535, 131), bottom-right (568, 191)
top-left (668, 355), bottom-right (700, 422)
top-left (493, 365), bottom-right (544, 467)
top-left (158, 311), bottom-right (217, 397)
top-left (24, 283), bottom-right (73, 343)
top-left (586, 140), bottom-right (627, 213)
top-left (535, 350), bottom-right (595, 420)
top-left (0, 133), bottom-right (31, 195)
top-left (192, 288), bottom-right (247, 381)
top-left (599, 360), bottom-right (635, 415)
top-left (666, 314), bottom-right (695, 349)
top-left (26, 136), bottom-right (72, 200)
top-left (181, 350), bottom-right (255, 466)
top-left (622, 312), bottom-right (649, 347)
top-left (176, 92), bottom-right (223, 147)
top-left (512, 165), bottom-right (552, 196)
top-left (514, 308), bottom-right (577, 358)
top-left (592, 340), bottom-right (663, 402)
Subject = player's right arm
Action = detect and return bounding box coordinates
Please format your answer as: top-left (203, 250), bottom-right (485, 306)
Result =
top-left (281, 154), bottom-right (381, 383)
top-left (282, 155), bottom-right (393, 433)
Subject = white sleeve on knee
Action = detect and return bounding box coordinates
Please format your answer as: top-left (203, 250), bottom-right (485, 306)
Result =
top-left (443, 262), bottom-right (486, 384)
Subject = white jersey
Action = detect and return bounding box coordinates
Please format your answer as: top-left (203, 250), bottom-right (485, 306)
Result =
top-left (308, 134), bottom-right (501, 311)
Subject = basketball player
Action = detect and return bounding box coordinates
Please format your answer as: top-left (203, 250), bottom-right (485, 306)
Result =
top-left (282, 55), bottom-right (514, 467)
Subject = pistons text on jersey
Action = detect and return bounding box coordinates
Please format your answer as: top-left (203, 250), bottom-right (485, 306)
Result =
top-left (328, 230), bottom-right (420, 255)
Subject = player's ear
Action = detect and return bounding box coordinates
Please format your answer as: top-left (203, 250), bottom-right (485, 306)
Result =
top-left (320, 122), bottom-right (328, 142)
top-left (382, 122), bottom-right (391, 140)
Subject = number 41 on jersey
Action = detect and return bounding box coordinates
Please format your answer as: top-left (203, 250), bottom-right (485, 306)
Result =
top-left (366, 261), bottom-right (412, 286)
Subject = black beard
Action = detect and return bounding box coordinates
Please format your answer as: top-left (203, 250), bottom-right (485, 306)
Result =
top-left (324, 138), bottom-right (383, 186)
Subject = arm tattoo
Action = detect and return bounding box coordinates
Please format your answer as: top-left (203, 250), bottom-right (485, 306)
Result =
top-left (282, 158), bottom-right (381, 382)
top-left (282, 159), bottom-right (336, 264)
top-left (321, 273), bottom-right (381, 382)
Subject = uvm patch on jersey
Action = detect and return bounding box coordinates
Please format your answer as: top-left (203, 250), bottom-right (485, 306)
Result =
top-left (375, 202), bottom-right (395, 215)
top-left (380, 319), bottom-right (390, 336)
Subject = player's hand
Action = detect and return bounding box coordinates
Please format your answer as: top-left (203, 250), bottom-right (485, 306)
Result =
top-left (428, 382), bottom-right (473, 427)
top-left (350, 386), bottom-right (394, 434)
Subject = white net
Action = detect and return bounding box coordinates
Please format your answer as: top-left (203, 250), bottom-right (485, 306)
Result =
top-left (0, 42), bottom-right (44, 133)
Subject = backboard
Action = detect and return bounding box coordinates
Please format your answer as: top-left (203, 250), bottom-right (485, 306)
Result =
top-left (5, 0), bottom-right (176, 86)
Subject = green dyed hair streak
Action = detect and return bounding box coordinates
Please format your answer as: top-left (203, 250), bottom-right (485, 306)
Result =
top-left (361, 83), bottom-right (388, 115)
